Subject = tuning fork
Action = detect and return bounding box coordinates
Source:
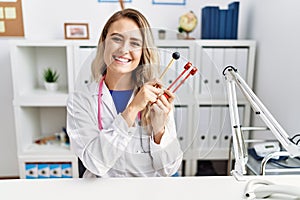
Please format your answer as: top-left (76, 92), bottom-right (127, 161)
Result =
top-left (163, 62), bottom-right (198, 99)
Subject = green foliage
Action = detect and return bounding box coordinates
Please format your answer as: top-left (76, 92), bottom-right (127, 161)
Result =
top-left (178, 27), bottom-right (184, 33)
top-left (43, 68), bottom-right (59, 83)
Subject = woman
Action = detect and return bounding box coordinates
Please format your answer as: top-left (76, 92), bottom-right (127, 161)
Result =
top-left (67, 8), bottom-right (183, 178)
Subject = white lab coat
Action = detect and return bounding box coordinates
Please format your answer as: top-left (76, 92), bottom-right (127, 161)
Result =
top-left (67, 80), bottom-right (183, 178)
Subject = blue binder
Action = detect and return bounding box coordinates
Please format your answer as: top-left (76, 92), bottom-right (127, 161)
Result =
top-left (61, 163), bottom-right (72, 178)
top-left (25, 163), bottom-right (38, 179)
top-left (50, 163), bottom-right (62, 178)
top-left (229, 1), bottom-right (239, 39)
top-left (225, 7), bottom-right (233, 39)
top-left (201, 6), bottom-right (212, 39)
top-left (210, 7), bottom-right (220, 39)
top-left (218, 9), bottom-right (227, 39)
top-left (38, 163), bottom-right (50, 178)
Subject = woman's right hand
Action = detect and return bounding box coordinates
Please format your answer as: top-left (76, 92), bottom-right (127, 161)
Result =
top-left (122, 80), bottom-right (163, 127)
top-left (131, 80), bottom-right (163, 111)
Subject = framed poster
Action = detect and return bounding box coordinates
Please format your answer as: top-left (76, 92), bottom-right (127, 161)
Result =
top-left (98, 0), bottom-right (132, 2)
top-left (152, 0), bottom-right (186, 5)
top-left (64, 23), bottom-right (89, 40)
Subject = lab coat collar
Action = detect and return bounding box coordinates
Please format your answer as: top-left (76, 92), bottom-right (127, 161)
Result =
top-left (101, 81), bottom-right (118, 117)
top-left (89, 80), bottom-right (135, 119)
top-left (100, 81), bottom-right (135, 116)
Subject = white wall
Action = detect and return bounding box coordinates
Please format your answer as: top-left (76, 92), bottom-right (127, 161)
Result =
top-left (245, 0), bottom-right (300, 138)
top-left (1, 0), bottom-right (299, 177)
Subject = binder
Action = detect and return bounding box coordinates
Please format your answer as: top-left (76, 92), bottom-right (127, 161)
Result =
top-left (159, 47), bottom-right (177, 86)
top-left (235, 48), bottom-right (248, 98)
top-left (61, 163), bottom-right (72, 178)
top-left (229, 1), bottom-right (239, 39)
top-left (208, 106), bottom-right (222, 150)
top-left (174, 105), bottom-right (189, 151)
top-left (225, 7), bottom-right (233, 39)
top-left (200, 48), bottom-right (213, 96)
top-left (50, 163), bottom-right (62, 178)
top-left (210, 7), bottom-right (220, 39)
top-left (201, 6), bottom-right (212, 39)
top-left (218, 9), bottom-right (227, 39)
top-left (201, 2), bottom-right (239, 39)
top-left (224, 48), bottom-right (237, 67)
top-left (38, 163), bottom-right (50, 178)
top-left (75, 46), bottom-right (96, 85)
top-left (196, 105), bottom-right (211, 150)
top-left (25, 163), bottom-right (38, 179)
top-left (235, 48), bottom-right (248, 80)
top-left (211, 48), bottom-right (225, 97)
top-left (219, 106), bottom-right (231, 149)
top-left (167, 48), bottom-right (177, 86)
top-left (176, 47), bottom-right (193, 94)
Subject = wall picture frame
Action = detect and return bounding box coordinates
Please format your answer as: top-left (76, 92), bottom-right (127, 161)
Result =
top-left (152, 0), bottom-right (186, 5)
top-left (98, 0), bottom-right (131, 2)
top-left (64, 23), bottom-right (89, 40)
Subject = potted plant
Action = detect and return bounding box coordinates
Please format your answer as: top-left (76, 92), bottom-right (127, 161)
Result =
top-left (43, 67), bottom-right (59, 91)
top-left (177, 27), bottom-right (185, 39)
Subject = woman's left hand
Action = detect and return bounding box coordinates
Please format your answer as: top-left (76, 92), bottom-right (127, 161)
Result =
top-left (150, 90), bottom-right (175, 142)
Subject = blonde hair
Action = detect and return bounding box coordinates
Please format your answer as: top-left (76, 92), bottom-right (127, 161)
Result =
top-left (91, 8), bottom-right (160, 127)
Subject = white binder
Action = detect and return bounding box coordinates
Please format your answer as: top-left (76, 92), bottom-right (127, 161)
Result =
top-left (208, 106), bottom-right (222, 151)
top-left (74, 46), bottom-right (96, 85)
top-left (174, 105), bottom-right (189, 151)
top-left (211, 48), bottom-right (226, 98)
top-left (196, 106), bottom-right (211, 150)
top-left (200, 48), bottom-right (213, 96)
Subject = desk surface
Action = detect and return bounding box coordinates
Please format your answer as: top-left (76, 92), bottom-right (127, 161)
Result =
top-left (1, 175), bottom-right (300, 200)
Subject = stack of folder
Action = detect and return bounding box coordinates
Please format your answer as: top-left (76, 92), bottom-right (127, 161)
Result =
top-left (25, 162), bottom-right (72, 179)
top-left (201, 2), bottom-right (239, 39)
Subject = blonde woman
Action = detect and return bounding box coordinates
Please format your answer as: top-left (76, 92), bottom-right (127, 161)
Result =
top-left (67, 8), bottom-right (183, 178)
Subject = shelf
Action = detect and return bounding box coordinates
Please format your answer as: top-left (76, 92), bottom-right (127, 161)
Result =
top-left (14, 88), bottom-right (68, 106)
top-left (21, 143), bottom-right (72, 156)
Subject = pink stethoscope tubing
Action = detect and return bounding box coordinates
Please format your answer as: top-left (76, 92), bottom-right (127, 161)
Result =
top-left (98, 75), bottom-right (106, 130)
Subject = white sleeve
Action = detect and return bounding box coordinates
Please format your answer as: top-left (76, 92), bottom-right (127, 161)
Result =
top-left (67, 91), bottom-right (135, 177)
top-left (149, 109), bottom-right (183, 176)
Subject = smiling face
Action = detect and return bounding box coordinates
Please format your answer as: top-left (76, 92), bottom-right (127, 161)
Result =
top-left (104, 18), bottom-right (143, 77)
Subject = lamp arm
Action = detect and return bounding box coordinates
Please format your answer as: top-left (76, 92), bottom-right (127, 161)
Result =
top-left (223, 66), bottom-right (300, 175)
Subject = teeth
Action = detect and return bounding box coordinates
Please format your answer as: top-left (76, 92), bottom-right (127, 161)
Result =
top-left (114, 56), bottom-right (130, 63)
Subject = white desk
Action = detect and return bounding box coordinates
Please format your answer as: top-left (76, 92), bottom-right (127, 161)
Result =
top-left (1, 175), bottom-right (300, 200)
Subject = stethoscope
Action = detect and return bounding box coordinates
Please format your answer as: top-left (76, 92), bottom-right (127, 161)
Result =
top-left (97, 75), bottom-right (150, 153)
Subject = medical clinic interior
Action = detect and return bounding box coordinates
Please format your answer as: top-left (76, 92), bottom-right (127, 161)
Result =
top-left (1, 0), bottom-right (300, 199)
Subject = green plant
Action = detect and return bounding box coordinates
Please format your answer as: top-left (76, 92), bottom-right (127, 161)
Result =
top-left (43, 67), bottom-right (59, 83)
top-left (178, 26), bottom-right (184, 33)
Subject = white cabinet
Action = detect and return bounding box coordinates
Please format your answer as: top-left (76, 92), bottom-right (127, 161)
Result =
top-left (10, 39), bottom-right (255, 178)
top-left (156, 40), bottom-right (256, 176)
top-left (10, 40), bottom-right (78, 178)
